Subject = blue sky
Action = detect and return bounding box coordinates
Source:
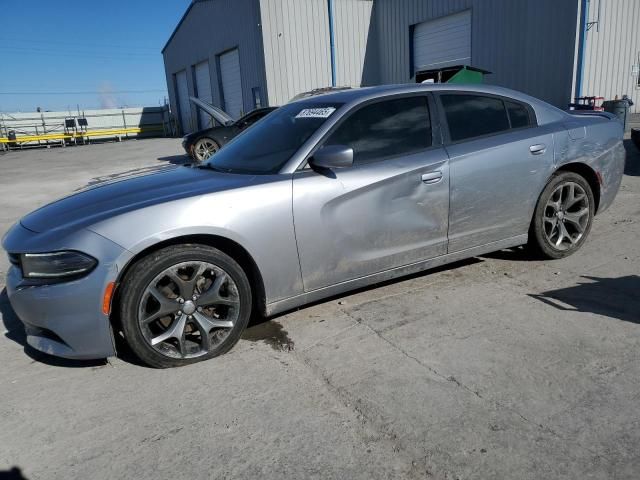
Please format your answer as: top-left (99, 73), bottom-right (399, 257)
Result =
top-left (0, 0), bottom-right (191, 112)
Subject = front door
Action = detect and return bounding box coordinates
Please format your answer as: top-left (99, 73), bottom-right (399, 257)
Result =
top-left (292, 95), bottom-right (450, 291)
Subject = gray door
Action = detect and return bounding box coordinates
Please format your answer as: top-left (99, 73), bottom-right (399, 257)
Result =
top-left (194, 61), bottom-right (213, 129)
top-left (175, 70), bottom-right (191, 134)
top-left (412, 10), bottom-right (471, 73)
top-left (438, 93), bottom-right (555, 252)
top-left (219, 49), bottom-right (243, 119)
top-left (292, 95), bottom-right (449, 291)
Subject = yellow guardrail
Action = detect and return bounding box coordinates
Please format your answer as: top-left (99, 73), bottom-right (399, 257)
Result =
top-left (0, 126), bottom-right (165, 144)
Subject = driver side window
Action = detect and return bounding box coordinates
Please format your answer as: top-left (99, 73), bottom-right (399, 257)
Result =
top-left (323, 96), bottom-right (432, 165)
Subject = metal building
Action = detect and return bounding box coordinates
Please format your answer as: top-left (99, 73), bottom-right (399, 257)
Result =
top-left (162, 0), bottom-right (372, 134)
top-left (163, 0), bottom-right (640, 134)
top-left (579, 0), bottom-right (640, 113)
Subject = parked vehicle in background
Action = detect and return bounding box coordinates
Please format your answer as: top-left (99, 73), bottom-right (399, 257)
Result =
top-left (2, 84), bottom-right (625, 368)
top-left (182, 97), bottom-right (276, 163)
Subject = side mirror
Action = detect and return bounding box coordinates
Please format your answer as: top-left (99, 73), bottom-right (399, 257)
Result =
top-left (309, 145), bottom-right (354, 170)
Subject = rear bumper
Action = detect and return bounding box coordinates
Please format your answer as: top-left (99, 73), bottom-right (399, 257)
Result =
top-left (596, 139), bottom-right (626, 214)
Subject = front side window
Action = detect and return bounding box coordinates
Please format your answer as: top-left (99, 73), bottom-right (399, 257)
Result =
top-left (323, 96), bottom-right (432, 165)
top-left (440, 94), bottom-right (510, 142)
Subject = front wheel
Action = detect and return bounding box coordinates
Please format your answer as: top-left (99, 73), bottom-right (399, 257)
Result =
top-left (529, 171), bottom-right (595, 259)
top-left (192, 137), bottom-right (219, 164)
top-left (119, 244), bottom-right (252, 368)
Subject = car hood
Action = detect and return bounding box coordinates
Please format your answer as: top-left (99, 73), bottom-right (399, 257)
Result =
top-left (190, 97), bottom-right (234, 125)
top-left (20, 165), bottom-right (256, 233)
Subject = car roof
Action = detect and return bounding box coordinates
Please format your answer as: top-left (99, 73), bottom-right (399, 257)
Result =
top-left (295, 83), bottom-right (567, 125)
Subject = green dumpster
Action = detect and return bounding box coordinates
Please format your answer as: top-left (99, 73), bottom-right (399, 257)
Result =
top-left (415, 65), bottom-right (491, 84)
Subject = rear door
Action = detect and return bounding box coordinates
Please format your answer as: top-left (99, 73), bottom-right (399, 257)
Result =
top-left (292, 94), bottom-right (450, 291)
top-left (437, 92), bottom-right (555, 252)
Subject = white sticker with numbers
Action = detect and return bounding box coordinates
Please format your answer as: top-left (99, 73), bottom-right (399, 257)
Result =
top-left (295, 107), bottom-right (336, 119)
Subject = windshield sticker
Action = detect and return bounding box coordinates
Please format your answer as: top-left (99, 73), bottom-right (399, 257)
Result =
top-left (295, 107), bottom-right (336, 119)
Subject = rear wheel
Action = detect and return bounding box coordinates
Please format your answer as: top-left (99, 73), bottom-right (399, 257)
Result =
top-left (192, 137), bottom-right (219, 164)
top-left (529, 171), bottom-right (595, 259)
top-left (119, 244), bottom-right (252, 368)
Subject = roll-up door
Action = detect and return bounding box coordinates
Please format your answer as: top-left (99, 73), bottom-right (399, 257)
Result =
top-left (194, 61), bottom-right (213, 129)
top-left (219, 48), bottom-right (243, 119)
top-left (412, 10), bottom-right (472, 73)
top-left (175, 70), bottom-right (191, 134)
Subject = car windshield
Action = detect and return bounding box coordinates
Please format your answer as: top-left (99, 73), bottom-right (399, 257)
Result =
top-left (204, 102), bottom-right (343, 174)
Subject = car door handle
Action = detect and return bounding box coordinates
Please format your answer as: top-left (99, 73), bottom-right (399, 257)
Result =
top-left (421, 171), bottom-right (443, 184)
top-left (529, 144), bottom-right (547, 155)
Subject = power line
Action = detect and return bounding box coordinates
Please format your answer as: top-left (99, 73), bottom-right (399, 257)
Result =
top-left (0, 89), bottom-right (167, 95)
top-left (0, 46), bottom-right (159, 58)
top-left (0, 37), bottom-right (159, 51)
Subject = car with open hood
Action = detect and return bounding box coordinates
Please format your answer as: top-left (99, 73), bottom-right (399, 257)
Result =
top-left (182, 96), bottom-right (276, 163)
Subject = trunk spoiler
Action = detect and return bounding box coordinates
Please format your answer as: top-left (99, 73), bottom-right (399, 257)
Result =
top-left (567, 110), bottom-right (617, 121)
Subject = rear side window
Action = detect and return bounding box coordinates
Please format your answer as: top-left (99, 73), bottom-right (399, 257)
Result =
top-left (324, 96), bottom-right (432, 164)
top-left (440, 94), bottom-right (510, 142)
top-left (506, 101), bottom-right (532, 129)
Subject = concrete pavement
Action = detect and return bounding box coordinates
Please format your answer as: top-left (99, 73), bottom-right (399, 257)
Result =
top-left (1, 137), bottom-right (638, 479)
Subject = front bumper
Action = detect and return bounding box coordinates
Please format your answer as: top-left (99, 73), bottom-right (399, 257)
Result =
top-left (3, 223), bottom-right (130, 360)
top-left (182, 139), bottom-right (192, 156)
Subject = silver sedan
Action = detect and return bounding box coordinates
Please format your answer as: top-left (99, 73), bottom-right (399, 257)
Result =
top-left (2, 84), bottom-right (625, 367)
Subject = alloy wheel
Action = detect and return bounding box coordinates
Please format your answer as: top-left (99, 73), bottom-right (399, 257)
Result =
top-left (194, 139), bottom-right (218, 162)
top-left (542, 181), bottom-right (590, 251)
top-left (138, 261), bottom-right (240, 359)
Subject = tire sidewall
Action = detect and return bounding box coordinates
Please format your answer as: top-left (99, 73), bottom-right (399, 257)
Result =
top-left (532, 172), bottom-right (595, 259)
top-left (119, 244), bottom-right (252, 368)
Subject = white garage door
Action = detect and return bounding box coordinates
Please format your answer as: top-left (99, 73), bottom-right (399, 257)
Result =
top-left (219, 49), bottom-right (243, 119)
top-left (413, 10), bottom-right (471, 73)
top-left (194, 60), bottom-right (213, 129)
top-left (175, 70), bottom-right (191, 134)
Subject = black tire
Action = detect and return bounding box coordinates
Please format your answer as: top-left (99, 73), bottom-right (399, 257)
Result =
top-left (528, 171), bottom-right (595, 259)
top-left (119, 244), bottom-right (252, 368)
top-left (632, 128), bottom-right (640, 152)
top-left (192, 137), bottom-right (219, 164)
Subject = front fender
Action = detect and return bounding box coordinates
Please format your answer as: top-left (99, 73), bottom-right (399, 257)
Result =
top-left (88, 180), bottom-right (303, 304)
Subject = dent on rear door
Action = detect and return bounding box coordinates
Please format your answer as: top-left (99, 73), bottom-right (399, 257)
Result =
top-left (292, 149), bottom-right (450, 291)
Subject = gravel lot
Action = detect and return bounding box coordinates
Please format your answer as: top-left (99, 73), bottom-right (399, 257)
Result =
top-left (1, 136), bottom-right (639, 479)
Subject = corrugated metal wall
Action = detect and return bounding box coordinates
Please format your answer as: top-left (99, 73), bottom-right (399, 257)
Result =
top-left (162, 0), bottom-right (267, 133)
top-left (260, 0), bottom-right (332, 106)
top-left (371, 0), bottom-right (580, 109)
top-left (333, 0), bottom-right (375, 87)
top-left (581, 0), bottom-right (640, 113)
top-left (259, 0), bottom-right (373, 105)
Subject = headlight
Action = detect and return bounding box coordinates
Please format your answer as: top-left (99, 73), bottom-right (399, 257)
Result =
top-left (21, 251), bottom-right (97, 279)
